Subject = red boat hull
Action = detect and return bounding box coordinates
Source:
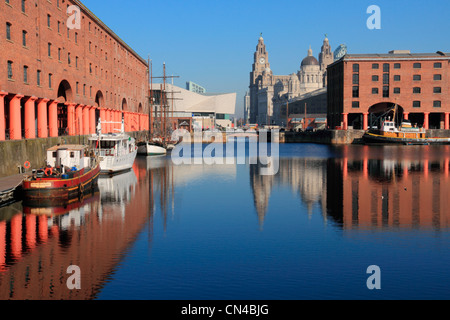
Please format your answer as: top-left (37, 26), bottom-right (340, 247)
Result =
top-left (22, 164), bottom-right (101, 203)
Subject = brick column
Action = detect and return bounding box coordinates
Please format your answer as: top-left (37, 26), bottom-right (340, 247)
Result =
top-left (403, 112), bottom-right (409, 120)
top-left (424, 112), bottom-right (430, 130)
top-left (48, 100), bottom-right (58, 137)
top-left (89, 106), bottom-right (96, 134)
top-left (106, 109), bottom-right (111, 133)
top-left (445, 112), bottom-right (449, 130)
top-left (363, 112), bottom-right (368, 131)
top-left (75, 104), bottom-right (84, 135)
top-left (9, 94), bottom-right (24, 140)
top-left (0, 91), bottom-right (7, 141)
top-left (83, 105), bottom-right (90, 135)
top-left (100, 108), bottom-right (106, 132)
top-left (24, 96), bottom-right (38, 139)
top-left (342, 113), bottom-right (348, 130)
top-left (66, 103), bottom-right (76, 136)
top-left (37, 98), bottom-right (49, 138)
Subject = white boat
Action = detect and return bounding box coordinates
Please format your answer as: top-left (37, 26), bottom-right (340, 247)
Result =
top-left (137, 141), bottom-right (167, 156)
top-left (89, 118), bottom-right (138, 174)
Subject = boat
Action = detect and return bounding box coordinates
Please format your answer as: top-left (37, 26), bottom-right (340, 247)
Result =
top-left (363, 119), bottom-right (450, 145)
top-left (137, 140), bottom-right (167, 156)
top-left (22, 144), bottom-right (100, 204)
top-left (88, 118), bottom-right (138, 174)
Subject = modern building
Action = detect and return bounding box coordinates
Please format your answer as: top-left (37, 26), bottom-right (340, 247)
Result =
top-left (0, 0), bottom-right (149, 141)
top-left (327, 50), bottom-right (450, 130)
top-left (249, 34), bottom-right (333, 126)
top-left (150, 83), bottom-right (236, 132)
top-left (186, 81), bottom-right (206, 94)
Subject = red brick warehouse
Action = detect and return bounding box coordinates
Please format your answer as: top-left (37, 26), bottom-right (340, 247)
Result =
top-left (327, 50), bottom-right (450, 130)
top-left (0, 0), bottom-right (150, 141)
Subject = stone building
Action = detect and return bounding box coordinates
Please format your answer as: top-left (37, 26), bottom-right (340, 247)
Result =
top-left (0, 0), bottom-right (149, 141)
top-left (249, 34), bottom-right (333, 126)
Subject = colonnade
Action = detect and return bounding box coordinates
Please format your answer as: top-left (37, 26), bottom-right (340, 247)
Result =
top-left (0, 91), bottom-right (149, 141)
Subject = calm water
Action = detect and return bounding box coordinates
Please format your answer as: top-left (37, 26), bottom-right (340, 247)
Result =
top-left (1, 143), bottom-right (450, 300)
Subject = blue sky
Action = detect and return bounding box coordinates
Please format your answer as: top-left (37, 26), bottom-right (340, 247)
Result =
top-left (82, 0), bottom-right (450, 118)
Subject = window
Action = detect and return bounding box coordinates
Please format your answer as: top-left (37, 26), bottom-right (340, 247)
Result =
top-left (89, 63), bottom-right (92, 74)
top-left (394, 63), bottom-right (401, 69)
top-left (6, 23), bottom-right (11, 41)
top-left (76, 56), bottom-right (79, 68)
top-left (433, 101), bottom-right (441, 108)
top-left (75, 32), bottom-right (78, 43)
top-left (352, 86), bottom-right (359, 98)
top-left (372, 75), bottom-right (379, 82)
top-left (76, 82), bottom-right (79, 94)
top-left (434, 87), bottom-right (442, 94)
top-left (383, 63), bottom-right (390, 72)
top-left (434, 62), bottom-right (442, 69)
top-left (23, 66), bottom-right (28, 83)
top-left (352, 101), bottom-right (360, 109)
top-left (7, 61), bottom-right (13, 79)
top-left (68, 53), bottom-right (71, 65)
top-left (353, 64), bottom-right (359, 72)
top-left (393, 75), bottom-right (401, 81)
top-left (58, 48), bottom-right (61, 61)
top-left (57, 0), bottom-right (60, 8)
top-left (48, 43), bottom-right (52, 57)
top-left (21, 0), bottom-right (26, 13)
top-left (58, 21), bottom-right (60, 33)
top-left (383, 86), bottom-right (389, 98)
top-left (353, 74), bottom-right (359, 85)
top-left (22, 30), bottom-right (27, 46)
top-left (372, 63), bottom-right (379, 69)
top-left (383, 74), bottom-right (389, 84)
top-left (49, 73), bottom-right (52, 88)
top-left (413, 101), bottom-right (421, 108)
top-left (89, 42), bottom-right (92, 52)
top-left (372, 88), bottom-right (379, 94)
top-left (413, 87), bottom-right (421, 94)
top-left (434, 74), bottom-right (442, 81)
top-left (37, 70), bottom-right (41, 86)
top-left (413, 63), bottom-right (421, 69)
top-left (47, 14), bottom-right (51, 28)
top-left (393, 87), bottom-right (400, 94)
top-left (413, 75), bottom-right (421, 81)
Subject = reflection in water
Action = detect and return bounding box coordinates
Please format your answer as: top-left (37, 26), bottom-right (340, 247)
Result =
top-left (0, 144), bottom-right (449, 300)
top-left (0, 157), bottom-right (174, 300)
top-left (249, 145), bottom-right (450, 230)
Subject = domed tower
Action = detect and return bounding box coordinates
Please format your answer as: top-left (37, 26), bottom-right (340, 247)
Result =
top-left (319, 35), bottom-right (333, 86)
top-left (249, 34), bottom-right (273, 124)
top-left (298, 46), bottom-right (323, 94)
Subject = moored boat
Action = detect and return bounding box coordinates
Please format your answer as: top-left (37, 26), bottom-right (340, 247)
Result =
top-left (363, 119), bottom-right (450, 145)
top-left (22, 144), bottom-right (100, 204)
top-left (89, 118), bottom-right (138, 174)
top-left (137, 140), bottom-right (167, 156)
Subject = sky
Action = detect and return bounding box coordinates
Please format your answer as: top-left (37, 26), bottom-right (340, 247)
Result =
top-left (82, 0), bottom-right (450, 118)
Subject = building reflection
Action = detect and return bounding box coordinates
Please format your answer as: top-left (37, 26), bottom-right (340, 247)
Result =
top-left (0, 156), bottom-right (173, 300)
top-left (250, 145), bottom-right (450, 231)
top-left (327, 146), bottom-right (450, 230)
top-left (250, 158), bottom-right (328, 226)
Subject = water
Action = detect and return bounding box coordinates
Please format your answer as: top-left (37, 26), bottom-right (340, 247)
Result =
top-left (1, 143), bottom-right (450, 300)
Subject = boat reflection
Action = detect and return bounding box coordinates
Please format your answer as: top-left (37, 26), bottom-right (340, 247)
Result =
top-left (0, 158), bottom-right (154, 299)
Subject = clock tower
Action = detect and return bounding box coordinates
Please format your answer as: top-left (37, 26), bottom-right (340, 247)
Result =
top-left (249, 34), bottom-right (272, 124)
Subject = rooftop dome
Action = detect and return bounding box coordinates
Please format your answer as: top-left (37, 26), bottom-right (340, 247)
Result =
top-left (301, 46), bottom-right (319, 66)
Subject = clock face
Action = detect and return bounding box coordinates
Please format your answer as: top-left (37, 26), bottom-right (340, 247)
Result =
top-left (259, 57), bottom-right (266, 64)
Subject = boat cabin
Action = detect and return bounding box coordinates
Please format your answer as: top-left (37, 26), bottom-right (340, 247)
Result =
top-left (46, 145), bottom-right (91, 171)
top-left (381, 121), bottom-right (398, 133)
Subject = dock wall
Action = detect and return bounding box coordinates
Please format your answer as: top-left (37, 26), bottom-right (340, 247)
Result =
top-left (0, 131), bottom-right (149, 178)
